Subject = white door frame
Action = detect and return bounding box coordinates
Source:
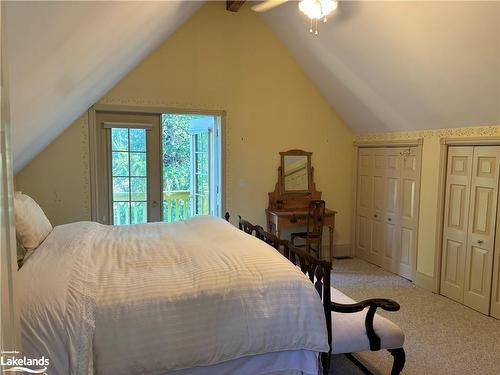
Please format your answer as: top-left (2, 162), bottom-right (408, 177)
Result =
top-left (434, 137), bottom-right (500, 294)
top-left (352, 138), bottom-right (423, 283)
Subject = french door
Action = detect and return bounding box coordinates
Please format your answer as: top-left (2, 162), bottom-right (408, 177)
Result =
top-left (95, 111), bottom-right (221, 225)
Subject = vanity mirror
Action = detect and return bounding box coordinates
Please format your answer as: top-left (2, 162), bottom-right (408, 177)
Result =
top-left (280, 150), bottom-right (312, 194)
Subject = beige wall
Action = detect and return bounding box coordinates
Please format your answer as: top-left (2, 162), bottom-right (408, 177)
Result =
top-left (355, 124), bottom-right (500, 288)
top-left (15, 114), bottom-right (91, 226)
top-left (15, 3), bottom-right (354, 246)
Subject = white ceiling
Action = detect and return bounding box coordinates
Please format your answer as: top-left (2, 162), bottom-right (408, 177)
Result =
top-left (5, 0), bottom-right (201, 173)
top-left (5, 1), bottom-right (500, 172)
top-left (263, 1), bottom-right (500, 133)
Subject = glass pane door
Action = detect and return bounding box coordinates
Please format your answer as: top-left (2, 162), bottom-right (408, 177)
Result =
top-left (95, 112), bottom-right (161, 225)
top-left (111, 127), bottom-right (148, 225)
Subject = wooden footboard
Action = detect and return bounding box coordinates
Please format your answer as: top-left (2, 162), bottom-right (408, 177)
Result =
top-left (235, 216), bottom-right (405, 375)
top-left (281, 241), bottom-right (333, 374)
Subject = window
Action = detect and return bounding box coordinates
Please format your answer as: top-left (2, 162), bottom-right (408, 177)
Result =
top-left (93, 110), bottom-right (222, 225)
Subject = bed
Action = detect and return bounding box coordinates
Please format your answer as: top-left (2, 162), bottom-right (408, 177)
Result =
top-left (18, 215), bottom-right (329, 375)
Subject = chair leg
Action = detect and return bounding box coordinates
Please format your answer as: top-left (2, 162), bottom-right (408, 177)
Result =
top-left (388, 348), bottom-right (405, 375)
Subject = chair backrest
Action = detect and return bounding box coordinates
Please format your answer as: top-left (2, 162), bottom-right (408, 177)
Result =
top-left (238, 215), bottom-right (262, 236)
top-left (306, 200), bottom-right (326, 239)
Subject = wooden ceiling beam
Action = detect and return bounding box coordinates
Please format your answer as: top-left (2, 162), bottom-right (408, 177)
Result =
top-left (226, 1), bottom-right (246, 12)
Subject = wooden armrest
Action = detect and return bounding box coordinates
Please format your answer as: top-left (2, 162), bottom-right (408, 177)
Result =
top-left (330, 298), bottom-right (400, 313)
top-left (330, 298), bottom-right (400, 351)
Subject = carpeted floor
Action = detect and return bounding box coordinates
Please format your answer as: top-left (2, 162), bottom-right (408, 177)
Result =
top-left (330, 258), bottom-right (500, 375)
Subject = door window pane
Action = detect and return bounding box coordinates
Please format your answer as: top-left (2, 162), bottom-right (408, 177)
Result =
top-left (113, 202), bottom-right (130, 225)
top-left (112, 128), bottom-right (129, 151)
top-left (112, 152), bottom-right (129, 176)
top-left (130, 128), bottom-right (147, 151)
top-left (113, 177), bottom-right (130, 201)
top-left (131, 202), bottom-right (147, 224)
top-left (130, 153), bottom-right (146, 176)
top-left (110, 128), bottom-right (148, 225)
top-left (131, 177), bottom-right (147, 201)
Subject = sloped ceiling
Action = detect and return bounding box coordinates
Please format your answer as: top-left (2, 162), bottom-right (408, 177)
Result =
top-left (6, 0), bottom-right (202, 173)
top-left (263, 1), bottom-right (500, 133)
top-left (6, 1), bottom-right (500, 172)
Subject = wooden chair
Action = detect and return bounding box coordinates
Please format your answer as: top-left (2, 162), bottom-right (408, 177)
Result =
top-left (238, 215), bottom-right (263, 236)
top-left (283, 240), bottom-right (406, 375)
top-left (291, 200), bottom-right (326, 259)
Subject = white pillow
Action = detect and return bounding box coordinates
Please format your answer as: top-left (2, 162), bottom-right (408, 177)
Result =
top-left (14, 192), bottom-right (53, 250)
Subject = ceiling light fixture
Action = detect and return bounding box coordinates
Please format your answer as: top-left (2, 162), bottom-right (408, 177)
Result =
top-left (298, 0), bottom-right (338, 35)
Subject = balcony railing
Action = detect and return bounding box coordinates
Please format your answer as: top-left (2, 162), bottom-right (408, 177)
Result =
top-left (163, 190), bottom-right (191, 223)
top-left (113, 190), bottom-right (195, 224)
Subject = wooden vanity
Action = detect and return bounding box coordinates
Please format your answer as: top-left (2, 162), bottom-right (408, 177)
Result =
top-left (266, 150), bottom-right (337, 260)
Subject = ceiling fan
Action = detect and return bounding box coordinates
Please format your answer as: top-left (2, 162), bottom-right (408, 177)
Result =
top-left (251, 0), bottom-right (339, 34)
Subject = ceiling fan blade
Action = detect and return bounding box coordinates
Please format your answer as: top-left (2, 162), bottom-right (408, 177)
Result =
top-left (251, 0), bottom-right (289, 13)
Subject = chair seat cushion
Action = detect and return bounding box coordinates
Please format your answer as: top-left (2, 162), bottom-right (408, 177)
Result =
top-left (330, 287), bottom-right (405, 354)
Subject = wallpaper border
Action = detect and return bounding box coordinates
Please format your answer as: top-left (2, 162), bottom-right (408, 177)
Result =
top-left (354, 124), bottom-right (500, 142)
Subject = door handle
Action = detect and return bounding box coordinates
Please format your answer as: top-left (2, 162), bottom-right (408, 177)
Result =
top-left (374, 214), bottom-right (378, 218)
top-left (388, 217), bottom-right (392, 222)
top-left (152, 200), bottom-right (158, 208)
top-left (477, 240), bottom-right (484, 245)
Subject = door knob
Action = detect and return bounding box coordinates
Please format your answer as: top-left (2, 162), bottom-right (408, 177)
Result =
top-left (374, 214), bottom-right (378, 218)
top-left (477, 240), bottom-right (484, 244)
top-left (388, 218), bottom-right (392, 221)
top-left (152, 200), bottom-right (158, 208)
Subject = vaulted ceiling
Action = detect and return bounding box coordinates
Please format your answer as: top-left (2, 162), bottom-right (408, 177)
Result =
top-left (263, 1), bottom-right (500, 134)
top-left (5, 1), bottom-right (201, 172)
top-left (5, 1), bottom-right (500, 172)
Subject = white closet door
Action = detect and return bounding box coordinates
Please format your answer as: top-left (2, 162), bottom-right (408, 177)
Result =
top-left (356, 148), bottom-right (373, 260)
top-left (383, 148), bottom-right (401, 274)
top-left (463, 146), bottom-right (500, 314)
top-left (397, 147), bottom-right (420, 280)
top-left (369, 149), bottom-right (386, 267)
top-left (440, 147), bottom-right (473, 303)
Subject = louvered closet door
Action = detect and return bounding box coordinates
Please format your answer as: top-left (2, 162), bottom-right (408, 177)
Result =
top-left (398, 147), bottom-right (420, 280)
top-left (356, 148), bottom-right (374, 260)
top-left (463, 147), bottom-right (500, 314)
top-left (440, 147), bottom-right (474, 303)
top-left (383, 148), bottom-right (402, 274)
top-left (369, 149), bottom-right (386, 267)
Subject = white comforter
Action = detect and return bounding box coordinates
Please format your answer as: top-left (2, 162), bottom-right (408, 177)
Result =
top-left (18, 216), bottom-right (328, 375)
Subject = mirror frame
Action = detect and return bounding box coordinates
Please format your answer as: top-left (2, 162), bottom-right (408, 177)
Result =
top-left (279, 149), bottom-right (312, 195)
